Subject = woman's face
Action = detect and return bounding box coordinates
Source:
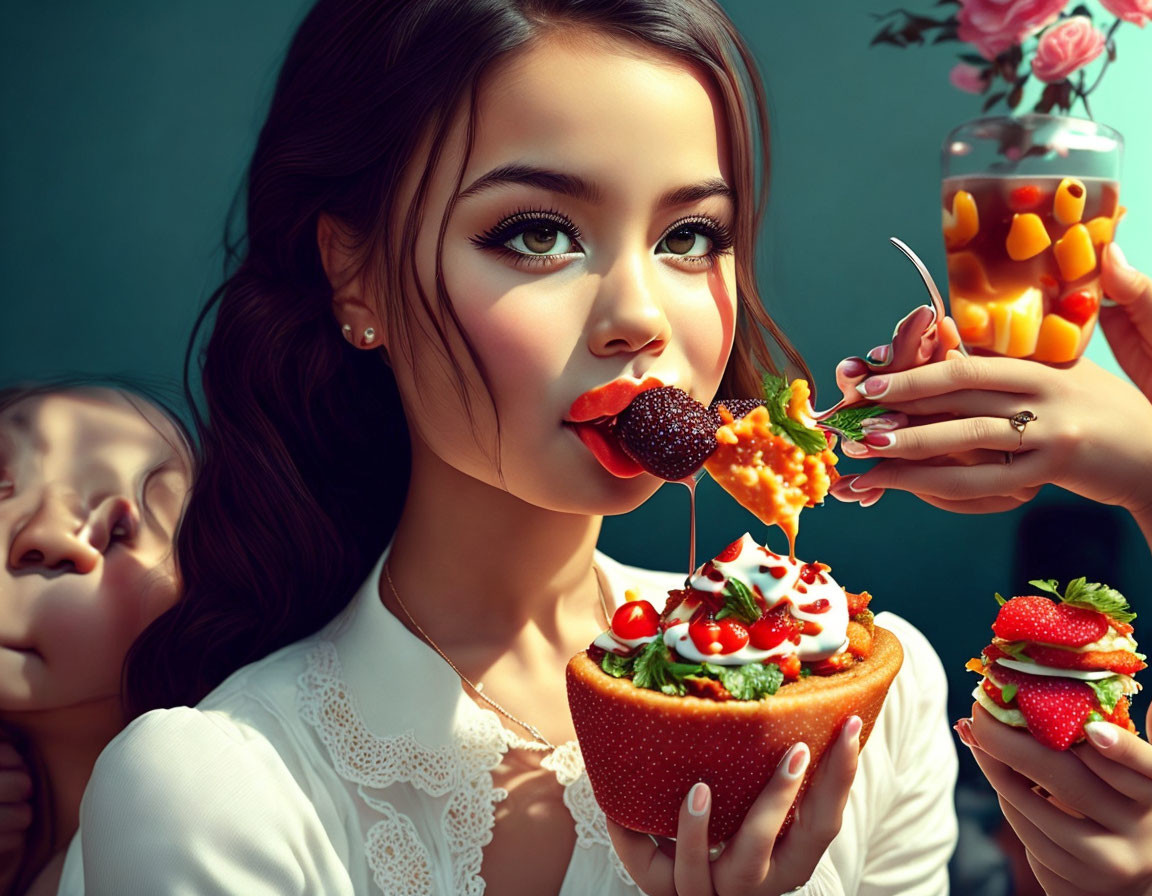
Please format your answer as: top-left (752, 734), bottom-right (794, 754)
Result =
top-left (390, 33), bottom-right (739, 515)
top-left (0, 389), bottom-right (191, 713)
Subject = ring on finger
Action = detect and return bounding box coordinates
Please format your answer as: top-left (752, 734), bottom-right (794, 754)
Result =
top-left (1008, 410), bottom-right (1036, 453)
top-left (708, 841), bottom-right (726, 862)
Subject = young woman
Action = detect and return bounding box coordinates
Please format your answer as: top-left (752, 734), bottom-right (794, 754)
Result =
top-left (68, 2), bottom-right (957, 894)
top-left (829, 250), bottom-right (1152, 893)
top-left (0, 383), bottom-right (192, 895)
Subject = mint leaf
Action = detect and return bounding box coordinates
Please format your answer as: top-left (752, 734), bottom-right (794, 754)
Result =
top-left (760, 373), bottom-right (827, 455)
top-left (998, 641), bottom-right (1030, 660)
top-left (717, 663), bottom-right (783, 700)
top-left (1000, 683), bottom-right (1018, 702)
top-left (1027, 578), bottom-right (1136, 624)
top-left (1086, 676), bottom-right (1126, 715)
top-left (632, 639), bottom-right (701, 696)
top-left (721, 577), bottom-right (761, 626)
top-left (818, 404), bottom-right (890, 442)
top-left (601, 651), bottom-right (635, 678)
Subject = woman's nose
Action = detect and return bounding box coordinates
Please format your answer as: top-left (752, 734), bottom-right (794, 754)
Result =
top-left (7, 492), bottom-right (131, 574)
top-left (587, 254), bottom-right (671, 357)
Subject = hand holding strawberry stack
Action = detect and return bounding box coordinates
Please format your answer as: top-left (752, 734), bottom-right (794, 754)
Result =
top-left (968, 578), bottom-right (1145, 751)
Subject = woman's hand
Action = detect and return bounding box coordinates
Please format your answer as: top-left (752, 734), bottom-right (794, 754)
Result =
top-left (608, 716), bottom-right (861, 895)
top-left (958, 704), bottom-right (1152, 896)
top-left (1100, 244), bottom-right (1152, 400)
top-left (0, 734), bottom-right (33, 895)
top-left (827, 354), bottom-right (1152, 519)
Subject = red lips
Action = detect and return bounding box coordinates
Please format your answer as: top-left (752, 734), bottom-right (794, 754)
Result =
top-left (567, 377), bottom-right (663, 478)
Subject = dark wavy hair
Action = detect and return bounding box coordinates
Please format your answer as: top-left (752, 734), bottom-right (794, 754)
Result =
top-left (124, 0), bottom-right (810, 715)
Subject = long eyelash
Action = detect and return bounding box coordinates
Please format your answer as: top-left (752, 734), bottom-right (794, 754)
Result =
top-left (659, 214), bottom-right (735, 269)
top-left (469, 208), bottom-right (582, 250)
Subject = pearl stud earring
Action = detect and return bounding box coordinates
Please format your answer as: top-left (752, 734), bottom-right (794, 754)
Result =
top-left (363, 327), bottom-right (376, 345)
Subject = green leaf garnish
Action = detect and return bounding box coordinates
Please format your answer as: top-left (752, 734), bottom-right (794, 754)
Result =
top-left (994, 592), bottom-right (1007, 607)
top-left (720, 577), bottom-right (762, 626)
top-left (1000, 683), bottom-right (1018, 702)
top-left (1086, 676), bottom-right (1126, 715)
top-left (1028, 577), bottom-right (1136, 624)
top-left (819, 404), bottom-right (890, 442)
top-left (601, 651), bottom-right (634, 678)
top-left (632, 639), bottom-right (701, 696)
top-left (1085, 711), bottom-right (1105, 724)
top-left (760, 373), bottom-right (827, 455)
top-left (998, 641), bottom-right (1030, 660)
top-left (716, 662), bottom-right (783, 700)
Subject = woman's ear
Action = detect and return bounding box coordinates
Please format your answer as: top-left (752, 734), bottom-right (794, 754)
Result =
top-left (318, 213), bottom-right (386, 351)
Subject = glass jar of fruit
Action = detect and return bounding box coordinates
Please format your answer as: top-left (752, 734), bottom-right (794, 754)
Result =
top-left (941, 114), bottom-right (1123, 363)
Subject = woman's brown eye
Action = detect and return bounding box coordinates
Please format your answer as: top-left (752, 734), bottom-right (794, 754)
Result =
top-left (521, 227), bottom-right (557, 253)
top-left (665, 229), bottom-right (697, 254)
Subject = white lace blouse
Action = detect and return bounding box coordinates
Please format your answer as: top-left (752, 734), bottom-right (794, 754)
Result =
top-left (60, 549), bottom-right (957, 895)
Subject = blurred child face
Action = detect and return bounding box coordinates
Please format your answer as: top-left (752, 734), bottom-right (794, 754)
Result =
top-left (390, 32), bottom-right (739, 514)
top-left (0, 389), bottom-right (191, 713)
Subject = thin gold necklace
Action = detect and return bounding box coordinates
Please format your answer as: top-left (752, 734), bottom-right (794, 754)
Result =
top-left (383, 562), bottom-right (611, 752)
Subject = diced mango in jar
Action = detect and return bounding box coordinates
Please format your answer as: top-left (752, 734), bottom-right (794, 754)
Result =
top-left (1085, 215), bottom-right (1114, 248)
top-left (947, 252), bottom-right (995, 296)
top-left (1006, 213), bottom-right (1051, 261)
top-left (1033, 312), bottom-right (1082, 363)
top-left (988, 286), bottom-right (1042, 357)
top-left (1054, 224), bottom-right (1096, 281)
top-left (943, 190), bottom-right (979, 250)
top-left (952, 297), bottom-right (992, 346)
top-left (1053, 177), bottom-right (1086, 225)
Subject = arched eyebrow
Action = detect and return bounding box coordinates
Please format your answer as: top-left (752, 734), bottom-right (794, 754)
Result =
top-left (457, 163), bottom-right (732, 210)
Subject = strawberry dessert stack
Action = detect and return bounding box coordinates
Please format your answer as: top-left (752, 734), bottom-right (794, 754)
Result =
top-left (968, 578), bottom-right (1145, 750)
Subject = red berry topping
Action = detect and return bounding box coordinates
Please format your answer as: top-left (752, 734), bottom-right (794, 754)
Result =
top-left (614, 386), bottom-right (721, 481)
top-left (1056, 290), bottom-right (1099, 325)
top-left (717, 619), bottom-right (750, 653)
top-left (1008, 185), bottom-right (1042, 211)
top-left (715, 537), bottom-right (744, 563)
top-left (748, 606), bottom-right (802, 650)
top-left (991, 664), bottom-right (1119, 751)
top-left (992, 595), bottom-right (1108, 647)
top-left (611, 600), bottom-right (660, 640)
top-left (689, 616), bottom-right (725, 655)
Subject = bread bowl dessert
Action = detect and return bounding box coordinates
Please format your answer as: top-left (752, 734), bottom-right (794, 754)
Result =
top-left (568, 533), bottom-right (903, 843)
top-left (967, 578), bottom-right (1145, 750)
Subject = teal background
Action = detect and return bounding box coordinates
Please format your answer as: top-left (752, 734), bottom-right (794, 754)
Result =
top-left (1, 2), bottom-right (1150, 883)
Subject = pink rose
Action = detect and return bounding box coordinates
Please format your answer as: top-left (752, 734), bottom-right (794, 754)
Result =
top-left (949, 62), bottom-right (989, 93)
top-left (1031, 16), bottom-right (1106, 82)
top-left (957, 0), bottom-right (1068, 59)
top-left (1100, 0), bottom-right (1152, 26)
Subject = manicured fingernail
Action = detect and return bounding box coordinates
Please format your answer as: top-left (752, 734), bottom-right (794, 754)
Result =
top-left (858, 490), bottom-right (883, 507)
top-left (837, 357), bottom-right (868, 379)
top-left (861, 413), bottom-right (902, 432)
top-left (848, 476), bottom-right (875, 493)
top-left (863, 431), bottom-right (894, 449)
top-left (1100, 296), bottom-right (1119, 308)
top-left (844, 715), bottom-right (862, 743)
top-left (865, 344), bottom-right (891, 365)
top-left (855, 376), bottom-right (888, 398)
top-left (840, 439), bottom-right (869, 457)
top-left (1084, 721), bottom-right (1119, 749)
top-left (953, 718), bottom-right (976, 748)
top-left (783, 742), bottom-right (810, 779)
top-left (1109, 243), bottom-right (1132, 271)
top-left (688, 781), bottom-right (711, 816)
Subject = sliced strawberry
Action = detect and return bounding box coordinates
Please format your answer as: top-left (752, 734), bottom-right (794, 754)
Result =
top-left (1022, 644), bottom-right (1146, 676)
top-left (992, 595), bottom-right (1108, 647)
top-left (1056, 290), bottom-right (1099, 325)
top-left (1008, 185), bottom-right (1042, 211)
top-left (689, 617), bottom-right (725, 655)
top-left (715, 536), bottom-right (744, 563)
top-left (990, 664), bottom-right (1117, 750)
top-left (717, 619), bottom-right (750, 653)
top-left (611, 601), bottom-right (660, 640)
top-left (748, 606), bottom-right (802, 651)
top-left (846, 590), bottom-right (872, 617)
